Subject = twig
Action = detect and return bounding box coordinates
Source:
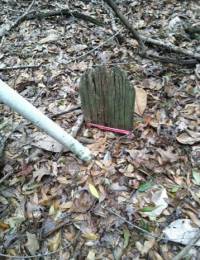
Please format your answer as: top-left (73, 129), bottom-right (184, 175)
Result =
top-left (142, 52), bottom-right (198, 66)
top-left (51, 105), bottom-right (81, 119)
top-left (25, 9), bottom-right (103, 26)
top-left (103, 0), bottom-right (200, 61)
top-left (103, 205), bottom-right (200, 246)
top-left (65, 28), bottom-right (123, 64)
top-left (11, 0), bottom-right (35, 29)
top-left (42, 219), bottom-right (71, 238)
top-left (77, 137), bottom-right (95, 144)
top-left (173, 231), bottom-right (200, 260)
top-left (0, 230), bottom-right (80, 259)
top-left (103, 0), bottom-right (145, 50)
top-left (92, 61), bottom-right (138, 67)
top-left (0, 171), bottom-right (13, 185)
top-left (0, 7), bottom-right (102, 39)
top-left (53, 114), bottom-right (84, 160)
top-left (24, 0), bottom-right (35, 14)
top-left (92, 49), bottom-right (197, 67)
top-left (185, 24), bottom-right (200, 35)
top-left (102, 206), bottom-right (159, 239)
top-left (195, 64), bottom-right (200, 80)
top-left (0, 121), bottom-right (23, 177)
top-left (141, 35), bottom-right (200, 61)
top-left (0, 0), bottom-right (35, 38)
top-left (0, 63), bottom-right (42, 71)
top-left (71, 115), bottom-right (84, 138)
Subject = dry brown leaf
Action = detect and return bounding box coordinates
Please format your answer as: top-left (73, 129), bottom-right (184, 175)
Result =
top-left (33, 167), bottom-right (51, 182)
top-left (82, 232), bottom-right (99, 240)
top-left (59, 201), bottom-right (73, 211)
top-left (39, 31), bottom-right (59, 44)
top-left (157, 147), bottom-right (179, 163)
top-left (135, 239), bottom-right (155, 255)
top-left (72, 191), bottom-right (94, 212)
top-left (184, 210), bottom-right (200, 227)
top-left (31, 132), bottom-right (64, 153)
top-left (135, 87), bottom-right (147, 116)
top-left (183, 104), bottom-right (199, 116)
top-left (26, 232), bottom-right (39, 255)
top-left (0, 221), bottom-right (9, 230)
top-left (57, 176), bottom-right (71, 185)
top-left (48, 231), bottom-right (61, 251)
top-left (86, 250), bottom-right (96, 260)
top-left (176, 130), bottom-right (200, 145)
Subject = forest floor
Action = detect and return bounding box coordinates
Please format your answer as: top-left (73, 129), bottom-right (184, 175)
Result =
top-left (0, 0), bottom-right (200, 259)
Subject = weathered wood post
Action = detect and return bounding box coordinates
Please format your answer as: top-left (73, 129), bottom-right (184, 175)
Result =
top-left (80, 66), bottom-right (135, 130)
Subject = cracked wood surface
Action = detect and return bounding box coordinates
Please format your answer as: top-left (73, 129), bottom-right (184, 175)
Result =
top-left (80, 66), bottom-right (135, 130)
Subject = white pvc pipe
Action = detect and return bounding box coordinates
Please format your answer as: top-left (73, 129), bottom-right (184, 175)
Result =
top-left (0, 79), bottom-right (92, 162)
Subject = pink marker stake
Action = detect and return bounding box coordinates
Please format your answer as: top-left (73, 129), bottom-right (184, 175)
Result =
top-left (87, 123), bottom-right (131, 135)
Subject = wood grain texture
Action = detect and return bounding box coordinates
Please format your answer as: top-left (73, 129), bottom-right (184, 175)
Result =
top-left (79, 66), bottom-right (135, 130)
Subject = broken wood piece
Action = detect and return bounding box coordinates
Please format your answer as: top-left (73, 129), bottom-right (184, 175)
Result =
top-left (0, 79), bottom-right (91, 162)
top-left (71, 115), bottom-right (84, 138)
top-left (80, 66), bottom-right (135, 130)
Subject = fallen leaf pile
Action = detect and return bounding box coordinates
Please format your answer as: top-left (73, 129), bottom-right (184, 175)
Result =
top-left (0, 0), bottom-right (200, 259)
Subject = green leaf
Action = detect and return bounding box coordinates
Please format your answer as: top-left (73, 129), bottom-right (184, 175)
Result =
top-left (171, 185), bottom-right (180, 193)
top-left (192, 170), bottom-right (200, 186)
top-left (139, 219), bottom-right (150, 232)
top-left (123, 227), bottom-right (130, 249)
top-left (140, 206), bottom-right (157, 212)
top-left (138, 181), bottom-right (153, 192)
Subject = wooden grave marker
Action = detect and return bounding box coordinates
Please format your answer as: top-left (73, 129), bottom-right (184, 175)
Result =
top-left (79, 66), bottom-right (135, 130)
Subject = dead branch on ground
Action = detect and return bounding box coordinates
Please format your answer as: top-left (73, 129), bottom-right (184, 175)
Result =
top-left (103, 0), bottom-right (200, 64)
top-left (104, 0), bottom-right (145, 50)
top-left (0, 0), bottom-right (35, 39)
top-left (0, 8), bottom-right (103, 39)
top-left (0, 63), bottom-right (42, 71)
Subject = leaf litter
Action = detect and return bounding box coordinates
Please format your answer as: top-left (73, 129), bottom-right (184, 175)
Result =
top-left (0, 0), bottom-right (200, 259)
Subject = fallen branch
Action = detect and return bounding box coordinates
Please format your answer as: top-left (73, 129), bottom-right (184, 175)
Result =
top-left (42, 219), bottom-right (71, 238)
top-left (141, 35), bottom-right (200, 61)
top-left (103, 0), bottom-right (200, 61)
top-left (0, 171), bottom-right (13, 185)
top-left (0, 63), bottom-right (42, 71)
top-left (0, 79), bottom-right (92, 162)
top-left (102, 206), bottom-right (159, 239)
top-left (51, 105), bottom-right (81, 119)
top-left (25, 9), bottom-right (103, 26)
top-left (0, 8), bottom-right (103, 39)
top-left (103, 205), bottom-right (200, 246)
top-left (185, 24), bottom-right (200, 35)
top-left (195, 64), bottom-right (200, 80)
top-left (0, 0), bottom-right (35, 39)
top-left (103, 0), bottom-right (145, 50)
top-left (142, 52), bottom-right (198, 66)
